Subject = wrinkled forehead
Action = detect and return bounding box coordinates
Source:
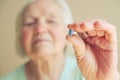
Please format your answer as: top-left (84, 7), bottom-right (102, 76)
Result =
top-left (22, 0), bottom-right (63, 17)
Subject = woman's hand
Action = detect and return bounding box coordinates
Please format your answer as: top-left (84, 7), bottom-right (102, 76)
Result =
top-left (66, 19), bottom-right (119, 80)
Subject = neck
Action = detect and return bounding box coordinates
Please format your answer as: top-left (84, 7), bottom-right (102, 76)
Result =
top-left (25, 53), bottom-right (65, 80)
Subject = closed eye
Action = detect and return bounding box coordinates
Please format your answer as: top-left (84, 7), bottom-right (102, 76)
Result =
top-left (47, 19), bottom-right (57, 24)
top-left (25, 22), bottom-right (35, 26)
top-left (23, 19), bottom-right (36, 27)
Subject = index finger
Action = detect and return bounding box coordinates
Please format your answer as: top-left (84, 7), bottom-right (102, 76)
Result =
top-left (68, 22), bottom-right (93, 33)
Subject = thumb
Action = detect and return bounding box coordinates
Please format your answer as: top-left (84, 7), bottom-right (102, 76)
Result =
top-left (66, 34), bottom-right (86, 57)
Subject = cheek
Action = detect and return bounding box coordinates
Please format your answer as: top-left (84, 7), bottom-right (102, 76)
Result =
top-left (21, 29), bottom-right (32, 51)
top-left (51, 28), bottom-right (66, 44)
top-left (22, 31), bottom-right (29, 43)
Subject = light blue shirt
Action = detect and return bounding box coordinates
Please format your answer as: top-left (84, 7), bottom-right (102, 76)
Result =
top-left (0, 56), bottom-right (85, 80)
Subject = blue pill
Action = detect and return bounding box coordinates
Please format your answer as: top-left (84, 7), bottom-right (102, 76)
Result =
top-left (69, 29), bottom-right (74, 36)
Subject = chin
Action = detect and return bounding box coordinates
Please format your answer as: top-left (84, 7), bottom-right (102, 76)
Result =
top-left (32, 46), bottom-right (55, 57)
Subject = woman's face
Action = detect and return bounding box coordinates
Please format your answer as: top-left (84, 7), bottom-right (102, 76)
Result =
top-left (21, 0), bottom-right (67, 59)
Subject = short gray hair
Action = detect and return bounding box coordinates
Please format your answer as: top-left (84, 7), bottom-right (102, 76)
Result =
top-left (15, 0), bottom-right (73, 57)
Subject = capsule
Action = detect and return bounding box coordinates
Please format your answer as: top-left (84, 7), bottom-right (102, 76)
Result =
top-left (69, 29), bottom-right (74, 36)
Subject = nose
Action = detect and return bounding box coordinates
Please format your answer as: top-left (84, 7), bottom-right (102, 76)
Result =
top-left (34, 18), bottom-right (48, 34)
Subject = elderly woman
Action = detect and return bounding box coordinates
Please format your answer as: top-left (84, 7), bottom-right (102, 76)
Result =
top-left (0, 0), bottom-right (120, 80)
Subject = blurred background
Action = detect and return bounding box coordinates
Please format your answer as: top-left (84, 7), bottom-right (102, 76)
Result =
top-left (0, 0), bottom-right (120, 76)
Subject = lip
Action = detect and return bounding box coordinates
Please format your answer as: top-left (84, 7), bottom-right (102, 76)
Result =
top-left (32, 38), bottom-right (49, 45)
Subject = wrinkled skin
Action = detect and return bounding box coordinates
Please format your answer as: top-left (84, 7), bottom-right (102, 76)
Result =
top-left (66, 20), bottom-right (120, 80)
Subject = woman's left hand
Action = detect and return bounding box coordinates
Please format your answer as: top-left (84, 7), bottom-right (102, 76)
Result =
top-left (66, 19), bottom-right (119, 80)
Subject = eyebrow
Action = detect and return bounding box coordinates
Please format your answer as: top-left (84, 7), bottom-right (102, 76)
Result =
top-left (23, 14), bottom-right (35, 19)
top-left (23, 12), bottom-right (58, 20)
top-left (48, 13), bottom-right (56, 18)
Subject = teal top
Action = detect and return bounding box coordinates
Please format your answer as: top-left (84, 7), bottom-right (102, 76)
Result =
top-left (0, 57), bottom-right (85, 80)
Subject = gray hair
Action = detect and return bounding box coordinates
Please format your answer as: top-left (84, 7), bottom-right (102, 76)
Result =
top-left (16, 0), bottom-right (74, 57)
